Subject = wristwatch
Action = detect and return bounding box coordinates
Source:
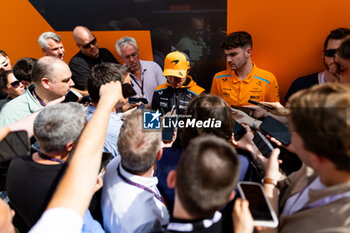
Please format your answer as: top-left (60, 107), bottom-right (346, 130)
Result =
top-left (262, 178), bottom-right (279, 187)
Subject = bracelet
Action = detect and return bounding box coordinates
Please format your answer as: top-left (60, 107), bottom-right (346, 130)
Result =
top-left (252, 119), bottom-right (258, 130)
top-left (262, 178), bottom-right (279, 187)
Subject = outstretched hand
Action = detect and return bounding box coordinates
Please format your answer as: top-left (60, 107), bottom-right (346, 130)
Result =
top-left (231, 108), bottom-right (255, 127)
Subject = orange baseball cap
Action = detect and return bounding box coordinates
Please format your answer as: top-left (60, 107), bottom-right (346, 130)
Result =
top-left (163, 51), bottom-right (190, 79)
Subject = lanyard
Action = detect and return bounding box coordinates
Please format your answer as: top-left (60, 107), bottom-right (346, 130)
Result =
top-left (287, 179), bottom-right (350, 215)
top-left (38, 151), bottom-right (68, 164)
top-left (33, 89), bottom-right (47, 106)
top-left (298, 191), bottom-right (350, 212)
top-left (130, 73), bottom-right (144, 96)
top-left (117, 165), bottom-right (166, 206)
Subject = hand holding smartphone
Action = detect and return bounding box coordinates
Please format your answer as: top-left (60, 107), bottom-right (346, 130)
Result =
top-left (237, 182), bottom-right (279, 227)
top-left (253, 131), bottom-right (274, 158)
top-left (162, 105), bottom-right (177, 142)
top-left (248, 99), bottom-right (275, 110)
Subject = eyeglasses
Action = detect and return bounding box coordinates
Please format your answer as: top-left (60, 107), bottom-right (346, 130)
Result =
top-left (10, 80), bottom-right (20, 88)
top-left (82, 38), bottom-right (97, 49)
top-left (324, 49), bottom-right (337, 57)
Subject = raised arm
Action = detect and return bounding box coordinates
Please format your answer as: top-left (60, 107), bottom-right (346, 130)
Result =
top-left (47, 81), bottom-right (125, 216)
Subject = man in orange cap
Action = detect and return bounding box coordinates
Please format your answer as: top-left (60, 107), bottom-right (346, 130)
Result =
top-left (152, 51), bottom-right (204, 115)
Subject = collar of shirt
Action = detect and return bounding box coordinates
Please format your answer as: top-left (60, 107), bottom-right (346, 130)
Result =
top-left (86, 104), bottom-right (121, 119)
top-left (140, 60), bottom-right (147, 76)
top-left (231, 63), bottom-right (257, 84)
top-left (166, 211), bottom-right (222, 232)
top-left (118, 159), bottom-right (158, 188)
top-left (307, 177), bottom-right (350, 205)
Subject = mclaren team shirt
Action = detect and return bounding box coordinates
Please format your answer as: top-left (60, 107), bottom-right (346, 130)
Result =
top-left (210, 64), bottom-right (280, 106)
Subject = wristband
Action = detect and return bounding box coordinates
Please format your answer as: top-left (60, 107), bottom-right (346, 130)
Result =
top-left (262, 178), bottom-right (279, 187)
top-left (252, 119), bottom-right (258, 130)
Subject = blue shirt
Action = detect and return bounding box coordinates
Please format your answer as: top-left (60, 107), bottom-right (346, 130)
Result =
top-left (86, 105), bottom-right (123, 157)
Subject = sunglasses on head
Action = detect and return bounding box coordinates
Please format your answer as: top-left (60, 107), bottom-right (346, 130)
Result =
top-left (10, 80), bottom-right (20, 88)
top-left (82, 38), bottom-right (97, 49)
top-left (324, 49), bottom-right (337, 57)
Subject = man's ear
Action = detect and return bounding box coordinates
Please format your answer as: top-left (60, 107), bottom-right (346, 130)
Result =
top-left (167, 170), bottom-right (177, 188)
top-left (311, 154), bottom-right (327, 170)
top-left (228, 190), bottom-right (236, 201)
top-left (64, 141), bottom-right (75, 152)
top-left (1, 88), bottom-right (8, 94)
top-left (156, 147), bottom-right (163, 161)
top-left (21, 81), bottom-right (31, 88)
top-left (76, 43), bottom-right (81, 49)
top-left (41, 48), bottom-right (47, 56)
top-left (245, 47), bottom-right (252, 58)
top-left (41, 77), bottom-right (51, 89)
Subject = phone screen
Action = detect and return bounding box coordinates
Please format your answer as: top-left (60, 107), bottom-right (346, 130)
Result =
top-left (63, 91), bottom-right (79, 103)
top-left (162, 116), bottom-right (176, 141)
top-left (238, 182), bottom-right (278, 227)
top-left (253, 131), bottom-right (274, 158)
top-left (128, 97), bottom-right (148, 104)
top-left (259, 116), bottom-right (291, 145)
top-left (122, 83), bottom-right (137, 99)
top-left (233, 121), bottom-right (247, 141)
top-left (99, 152), bottom-right (113, 175)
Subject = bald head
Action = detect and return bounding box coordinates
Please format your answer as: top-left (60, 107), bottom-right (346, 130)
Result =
top-left (73, 26), bottom-right (99, 58)
top-left (73, 26), bottom-right (92, 43)
top-left (32, 56), bottom-right (66, 83)
top-left (32, 56), bottom-right (74, 100)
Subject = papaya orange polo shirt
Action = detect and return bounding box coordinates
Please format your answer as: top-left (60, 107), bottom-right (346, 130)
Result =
top-left (210, 63), bottom-right (280, 106)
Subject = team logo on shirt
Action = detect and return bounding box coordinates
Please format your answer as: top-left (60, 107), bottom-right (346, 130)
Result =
top-left (143, 110), bottom-right (161, 129)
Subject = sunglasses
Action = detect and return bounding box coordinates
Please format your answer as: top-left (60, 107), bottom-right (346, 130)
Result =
top-left (324, 49), bottom-right (337, 57)
top-left (82, 38), bottom-right (97, 49)
top-left (10, 80), bottom-right (20, 88)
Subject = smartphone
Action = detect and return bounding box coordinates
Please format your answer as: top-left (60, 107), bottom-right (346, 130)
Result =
top-left (231, 105), bottom-right (254, 115)
top-left (122, 83), bottom-right (137, 99)
top-left (99, 152), bottom-right (114, 176)
top-left (63, 90), bottom-right (80, 103)
top-left (248, 99), bottom-right (275, 110)
top-left (162, 105), bottom-right (177, 142)
top-left (137, 103), bottom-right (145, 110)
top-left (80, 95), bottom-right (92, 105)
top-left (253, 131), bottom-right (274, 158)
top-left (237, 182), bottom-right (279, 227)
top-left (128, 97), bottom-right (148, 104)
top-left (233, 121), bottom-right (247, 141)
top-left (0, 131), bottom-right (30, 162)
top-left (259, 116), bottom-right (291, 145)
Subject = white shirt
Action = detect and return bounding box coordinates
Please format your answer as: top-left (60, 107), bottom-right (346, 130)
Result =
top-left (129, 60), bottom-right (166, 104)
top-left (101, 157), bottom-right (169, 233)
top-left (29, 208), bottom-right (83, 233)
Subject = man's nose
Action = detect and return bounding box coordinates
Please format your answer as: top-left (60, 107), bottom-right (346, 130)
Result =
top-left (69, 79), bottom-right (75, 87)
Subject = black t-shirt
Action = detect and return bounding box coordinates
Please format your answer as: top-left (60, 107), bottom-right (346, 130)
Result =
top-left (284, 72), bottom-right (319, 102)
top-left (6, 155), bottom-right (67, 228)
top-left (69, 48), bottom-right (118, 90)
